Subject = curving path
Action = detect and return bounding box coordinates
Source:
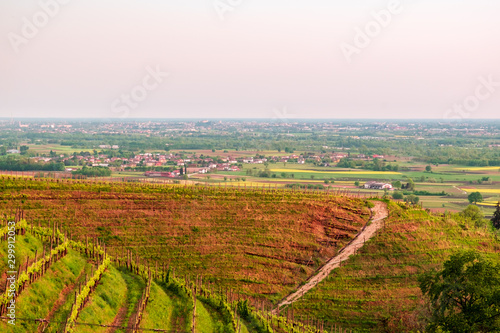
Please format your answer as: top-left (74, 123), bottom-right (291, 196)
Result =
top-left (273, 201), bottom-right (388, 313)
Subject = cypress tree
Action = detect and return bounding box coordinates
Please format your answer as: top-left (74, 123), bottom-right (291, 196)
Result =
top-left (491, 202), bottom-right (500, 229)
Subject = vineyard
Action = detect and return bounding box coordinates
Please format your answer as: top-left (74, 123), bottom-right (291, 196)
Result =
top-left (0, 217), bottom-right (365, 332)
top-left (1, 176), bottom-right (496, 332)
top-left (289, 202), bottom-right (500, 332)
top-left (0, 177), bottom-right (372, 332)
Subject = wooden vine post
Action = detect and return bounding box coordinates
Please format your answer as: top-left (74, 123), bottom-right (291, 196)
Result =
top-left (192, 286), bottom-right (196, 333)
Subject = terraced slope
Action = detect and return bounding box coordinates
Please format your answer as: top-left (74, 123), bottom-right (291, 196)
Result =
top-left (0, 245), bottom-right (91, 333)
top-left (3, 178), bottom-right (498, 333)
top-left (289, 201), bottom-right (500, 332)
top-left (276, 201), bottom-right (388, 309)
top-left (0, 233), bottom-right (44, 292)
top-left (0, 230), bottom-right (250, 333)
top-left (0, 178), bottom-right (371, 302)
top-left (3, 215), bottom-right (355, 333)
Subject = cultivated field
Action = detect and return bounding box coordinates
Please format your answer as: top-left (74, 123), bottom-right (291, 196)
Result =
top-left (289, 201), bottom-right (500, 332)
top-left (0, 177), bottom-right (371, 303)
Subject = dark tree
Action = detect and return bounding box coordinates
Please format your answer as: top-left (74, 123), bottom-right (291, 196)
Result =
top-left (492, 202), bottom-right (500, 229)
top-left (20, 145), bottom-right (29, 155)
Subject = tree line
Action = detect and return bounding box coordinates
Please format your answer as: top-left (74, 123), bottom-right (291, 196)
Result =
top-left (0, 156), bottom-right (64, 171)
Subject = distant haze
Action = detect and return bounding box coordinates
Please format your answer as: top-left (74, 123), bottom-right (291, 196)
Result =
top-left (1, 0), bottom-right (499, 119)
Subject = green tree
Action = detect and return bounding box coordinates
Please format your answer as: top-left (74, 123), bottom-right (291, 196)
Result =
top-left (405, 194), bottom-right (420, 204)
top-left (354, 181), bottom-right (360, 187)
top-left (392, 180), bottom-right (402, 189)
top-left (460, 205), bottom-right (485, 228)
top-left (72, 166), bottom-right (111, 177)
top-left (392, 191), bottom-right (404, 200)
top-left (468, 191), bottom-right (483, 204)
top-left (406, 178), bottom-right (415, 191)
top-left (426, 165), bottom-right (432, 172)
top-left (372, 158), bottom-right (383, 171)
top-left (419, 251), bottom-right (500, 332)
top-left (491, 202), bottom-right (500, 229)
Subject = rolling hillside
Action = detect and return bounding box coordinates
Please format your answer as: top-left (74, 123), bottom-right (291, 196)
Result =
top-left (1, 176), bottom-right (498, 332)
top-left (1, 177), bottom-right (372, 332)
top-left (289, 202), bottom-right (500, 332)
top-left (0, 177), bottom-right (371, 303)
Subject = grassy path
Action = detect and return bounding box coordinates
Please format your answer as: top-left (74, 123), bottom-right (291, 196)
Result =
top-left (108, 303), bottom-right (129, 333)
top-left (274, 201), bottom-right (388, 311)
top-left (39, 256), bottom-right (93, 332)
top-left (195, 300), bottom-right (216, 333)
top-left (0, 249), bottom-right (88, 333)
top-left (72, 266), bottom-right (145, 333)
top-left (139, 282), bottom-right (173, 331)
top-left (195, 300), bottom-right (251, 333)
top-left (119, 268), bottom-right (146, 333)
top-left (75, 266), bottom-right (129, 333)
top-left (157, 283), bottom-right (193, 332)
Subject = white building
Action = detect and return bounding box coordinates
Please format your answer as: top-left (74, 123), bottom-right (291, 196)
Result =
top-left (364, 181), bottom-right (393, 190)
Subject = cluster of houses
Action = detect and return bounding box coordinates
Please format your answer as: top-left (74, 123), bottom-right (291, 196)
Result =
top-left (21, 147), bottom-right (391, 179)
top-left (144, 163), bottom-right (241, 178)
top-left (37, 151), bottom-right (343, 170)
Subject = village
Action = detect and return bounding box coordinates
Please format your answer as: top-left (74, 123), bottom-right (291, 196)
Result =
top-left (19, 149), bottom-right (390, 179)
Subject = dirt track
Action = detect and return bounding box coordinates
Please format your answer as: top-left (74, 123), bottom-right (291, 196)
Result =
top-left (274, 201), bottom-right (388, 312)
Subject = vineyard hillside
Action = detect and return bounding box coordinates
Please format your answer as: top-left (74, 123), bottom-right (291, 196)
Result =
top-left (1, 224), bottom-right (273, 332)
top-left (289, 201), bottom-right (500, 332)
top-left (1, 177), bottom-right (373, 332)
top-left (3, 177), bottom-right (494, 332)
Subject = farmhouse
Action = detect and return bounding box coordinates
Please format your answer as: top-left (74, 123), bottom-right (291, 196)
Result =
top-left (144, 171), bottom-right (175, 178)
top-left (364, 181), bottom-right (393, 190)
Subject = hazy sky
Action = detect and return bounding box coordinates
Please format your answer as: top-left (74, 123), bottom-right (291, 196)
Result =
top-left (1, 0), bottom-right (499, 119)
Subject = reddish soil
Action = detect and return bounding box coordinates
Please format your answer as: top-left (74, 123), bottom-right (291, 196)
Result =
top-left (274, 201), bottom-right (388, 311)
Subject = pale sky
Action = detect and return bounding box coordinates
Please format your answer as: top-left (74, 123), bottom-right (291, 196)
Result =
top-left (1, 0), bottom-right (499, 119)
